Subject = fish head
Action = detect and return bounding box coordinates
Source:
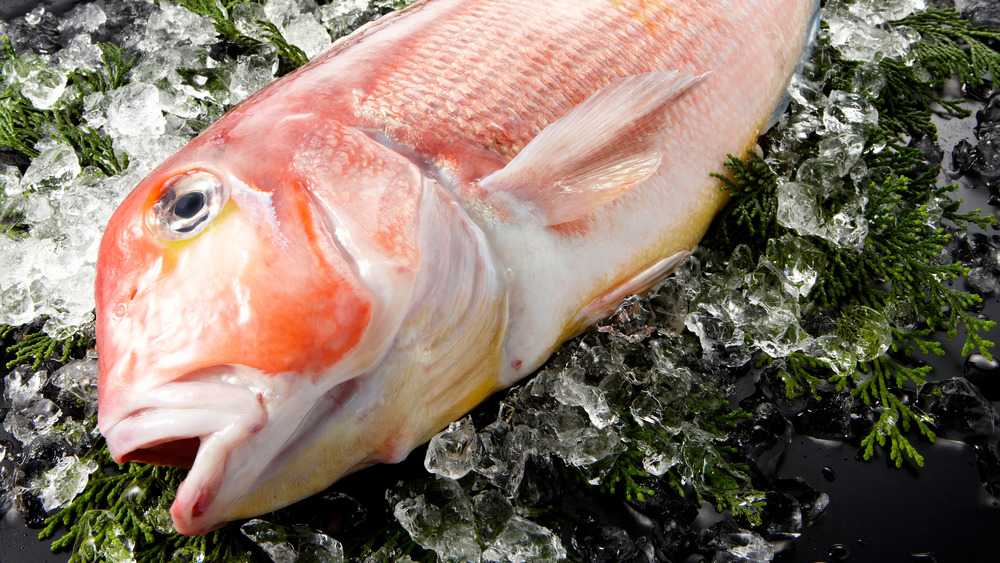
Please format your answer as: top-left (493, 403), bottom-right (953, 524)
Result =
top-left (96, 104), bottom-right (428, 534)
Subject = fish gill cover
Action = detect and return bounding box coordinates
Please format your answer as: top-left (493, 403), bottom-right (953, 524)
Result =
top-left (0, 0), bottom-right (999, 561)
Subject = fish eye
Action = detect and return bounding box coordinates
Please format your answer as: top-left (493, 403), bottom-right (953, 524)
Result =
top-left (146, 171), bottom-right (230, 242)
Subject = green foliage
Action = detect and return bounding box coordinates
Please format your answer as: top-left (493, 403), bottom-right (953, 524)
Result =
top-left (2, 323), bottom-right (91, 369)
top-left (39, 447), bottom-right (255, 563)
top-left (170, 0), bottom-right (311, 67)
top-left (0, 37), bottom-right (134, 177)
top-left (853, 357), bottom-right (936, 468)
top-left (707, 6), bottom-right (999, 468)
top-left (704, 151), bottom-right (781, 252)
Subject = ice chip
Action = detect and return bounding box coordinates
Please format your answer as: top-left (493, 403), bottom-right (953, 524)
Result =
top-left (241, 519), bottom-right (345, 563)
top-left (5, 366), bottom-right (47, 411)
top-left (51, 357), bottom-right (100, 419)
top-left (144, 1), bottom-right (218, 49)
top-left (426, 416), bottom-right (482, 479)
top-left (823, 1), bottom-right (920, 63)
top-left (320, 0), bottom-right (373, 37)
top-left (57, 34), bottom-right (103, 73)
top-left (852, 61), bottom-right (887, 97)
top-left (20, 140), bottom-right (81, 190)
top-left (220, 45), bottom-right (280, 106)
top-left (0, 164), bottom-right (22, 196)
top-left (232, 2), bottom-right (269, 42)
top-left (5, 395), bottom-right (62, 447)
top-left (764, 235), bottom-right (826, 299)
top-left (59, 2), bottom-right (108, 33)
top-left (32, 454), bottom-right (98, 511)
top-left (472, 490), bottom-right (515, 546)
top-left (549, 372), bottom-right (617, 429)
top-left (642, 441), bottom-right (680, 476)
top-left (106, 82), bottom-right (166, 138)
top-left (283, 15), bottom-right (332, 59)
top-left (481, 516), bottom-right (567, 563)
top-left (171, 545), bottom-right (208, 563)
top-left (777, 180), bottom-right (868, 249)
top-left (265, 0), bottom-right (321, 29)
top-left (392, 477), bottom-right (483, 562)
top-left (837, 306), bottom-right (892, 362)
top-left (21, 66), bottom-right (67, 109)
top-left (823, 91), bottom-right (878, 134)
top-left (704, 522), bottom-right (775, 563)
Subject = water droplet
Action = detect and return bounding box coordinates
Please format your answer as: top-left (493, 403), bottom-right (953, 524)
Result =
top-left (910, 553), bottom-right (938, 563)
top-left (965, 353), bottom-right (1000, 374)
top-left (829, 543), bottom-right (851, 560)
top-left (822, 466), bottom-right (838, 482)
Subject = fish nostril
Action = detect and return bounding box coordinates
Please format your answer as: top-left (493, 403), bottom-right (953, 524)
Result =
top-left (128, 288), bottom-right (137, 301)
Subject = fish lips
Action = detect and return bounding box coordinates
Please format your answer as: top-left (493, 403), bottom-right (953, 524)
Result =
top-left (100, 365), bottom-right (273, 534)
top-left (100, 363), bottom-right (370, 535)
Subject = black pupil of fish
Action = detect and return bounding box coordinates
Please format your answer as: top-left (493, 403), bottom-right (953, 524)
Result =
top-left (174, 191), bottom-right (206, 220)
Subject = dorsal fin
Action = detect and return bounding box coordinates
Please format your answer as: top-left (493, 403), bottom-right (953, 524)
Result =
top-left (480, 71), bottom-right (704, 226)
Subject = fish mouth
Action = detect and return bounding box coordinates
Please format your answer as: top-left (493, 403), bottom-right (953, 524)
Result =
top-left (101, 365), bottom-right (271, 534)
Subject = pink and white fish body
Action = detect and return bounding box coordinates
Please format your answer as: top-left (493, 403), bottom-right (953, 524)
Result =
top-left (95, 0), bottom-right (817, 535)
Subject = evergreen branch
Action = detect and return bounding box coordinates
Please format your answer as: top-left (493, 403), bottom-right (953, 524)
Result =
top-left (704, 151), bottom-right (782, 253)
top-left (71, 43), bottom-right (137, 96)
top-left (256, 20), bottom-right (310, 66)
top-left (775, 352), bottom-right (830, 399)
top-left (3, 324), bottom-right (91, 369)
top-left (854, 357), bottom-right (936, 468)
top-left (898, 9), bottom-right (1000, 87)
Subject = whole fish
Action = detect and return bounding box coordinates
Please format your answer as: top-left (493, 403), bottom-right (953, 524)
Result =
top-left (96, 0), bottom-right (817, 535)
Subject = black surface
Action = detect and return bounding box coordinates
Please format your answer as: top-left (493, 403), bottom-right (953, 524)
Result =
top-left (777, 436), bottom-right (1000, 562)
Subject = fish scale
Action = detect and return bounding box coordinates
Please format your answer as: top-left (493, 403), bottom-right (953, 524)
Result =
top-left (95, 0), bottom-right (818, 535)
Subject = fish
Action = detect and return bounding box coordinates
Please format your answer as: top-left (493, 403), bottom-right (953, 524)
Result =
top-left (95, 0), bottom-right (818, 535)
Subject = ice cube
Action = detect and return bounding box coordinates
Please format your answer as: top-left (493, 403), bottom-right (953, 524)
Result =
top-left (481, 516), bottom-right (567, 563)
top-left (21, 66), bottom-right (67, 109)
top-left (56, 33), bottom-right (103, 74)
top-left (957, 0), bottom-right (1000, 29)
top-left (51, 357), bottom-right (99, 419)
top-left (105, 82), bottom-right (166, 138)
top-left (20, 139), bottom-right (81, 190)
top-left (702, 521), bottom-right (775, 563)
top-left (425, 416), bottom-right (481, 480)
top-left (31, 454), bottom-right (98, 511)
top-left (232, 2), bottom-right (269, 42)
top-left (391, 477), bottom-right (483, 562)
top-left (283, 15), bottom-right (332, 59)
top-left (264, 0), bottom-right (321, 29)
top-left (241, 519), bottom-right (345, 563)
top-left (58, 2), bottom-right (108, 33)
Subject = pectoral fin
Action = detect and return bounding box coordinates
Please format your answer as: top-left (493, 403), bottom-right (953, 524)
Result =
top-left (480, 71), bottom-right (704, 226)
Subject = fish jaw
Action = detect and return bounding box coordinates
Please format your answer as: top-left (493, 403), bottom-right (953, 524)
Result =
top-left (99, 362), bottom-right (373, 535)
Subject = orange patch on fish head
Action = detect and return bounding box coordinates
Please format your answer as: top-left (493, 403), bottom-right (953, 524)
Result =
top-left (95, 158), bottom-right (374, 426)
